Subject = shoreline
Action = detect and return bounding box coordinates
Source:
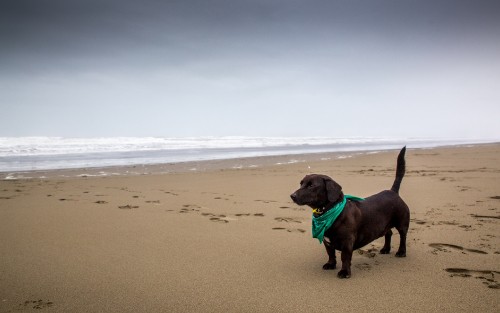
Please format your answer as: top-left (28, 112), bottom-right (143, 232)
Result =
top-left (0, 150), bottom-right (375, 179)
top-left (2, 137), bottom-right (498, 174)
top-left (2, 142), bottom-right (497, 180)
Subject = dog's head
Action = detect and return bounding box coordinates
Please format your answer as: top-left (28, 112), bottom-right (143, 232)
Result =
top-left (290, 174), bottom-right (343, 211)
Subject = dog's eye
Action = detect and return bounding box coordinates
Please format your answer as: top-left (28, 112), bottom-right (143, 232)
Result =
top-left (307, 183), bottom-right (314, 189)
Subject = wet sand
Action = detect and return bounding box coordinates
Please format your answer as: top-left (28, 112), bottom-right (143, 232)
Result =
top-left (0, 144), bottom-right (499, 312)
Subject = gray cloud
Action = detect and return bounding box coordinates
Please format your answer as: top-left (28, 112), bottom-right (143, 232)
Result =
top-left (1, 0), bottom-right (499, 138)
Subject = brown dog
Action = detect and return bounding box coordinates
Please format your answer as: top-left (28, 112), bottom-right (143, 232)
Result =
top-left (290, 147), bottom-right (409, 278)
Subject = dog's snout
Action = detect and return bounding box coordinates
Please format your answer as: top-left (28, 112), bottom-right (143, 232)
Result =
top-left (290, 193), bottom-right (298, 202)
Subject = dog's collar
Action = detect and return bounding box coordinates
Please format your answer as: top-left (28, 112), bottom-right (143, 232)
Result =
top-left (312, 208), bottom-right (324, 215)
top-left (312, 195), bottom-right (364, 244)
top-left (312, 200), bottom-right (342, 217)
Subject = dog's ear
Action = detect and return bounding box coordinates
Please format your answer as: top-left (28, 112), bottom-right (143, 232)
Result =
top-left (323, 177), bottom-right (343, 203)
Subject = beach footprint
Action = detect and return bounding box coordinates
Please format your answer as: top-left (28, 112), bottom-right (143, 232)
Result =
top-left (411, 218), bottom-right (427, 225)
top-left (118, 205), bottom-right (139, 209)
top-left (179, 204), bottom-right (201, 213)
top-left (20, 299), bottom-right (54, 310)
top-left (272, 227), bottom-right (306, 233)
top-left (470, 214), bottom-right (500, 220)
top-left (355, 263), bottom-right (372, 271)
top-left (445, 268), bottom-right (500, 289)
top-left (275, 217), bottom-right (302, 223)
top-left (209, 216), bottom-right (230, 223)
top-left (357, 248), bottom-right (378, 258)
top-left (163, 191), bottom-right (179, 196)
top-left (255, 199), bottom-right (277, 204)
top-left (58, 198), bottom-right (76, 202)
top-left (279, 205), bottom-right (306, 212)
top-left (429, 243), bottom-right (488, 255)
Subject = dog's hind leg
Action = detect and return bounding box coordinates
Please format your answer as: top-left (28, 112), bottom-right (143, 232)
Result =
top-left (380, 229), bottom-right (392, 254)
top-left (322, 237), bottom-right (337, 270)
top-left (395, 226), bottom-right (408, 257)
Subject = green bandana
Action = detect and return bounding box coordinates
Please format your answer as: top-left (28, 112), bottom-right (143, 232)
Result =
top-left (312, 195), bottom-right (364, 243)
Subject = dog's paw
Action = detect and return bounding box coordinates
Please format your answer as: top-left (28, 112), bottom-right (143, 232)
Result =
top-left (337, 270), bottom-right (351, 279)
top-left (395, 251), bottom-right (406, 257)
top-left (380, 247), bottom-right (391, 254)
top-left (322, 262), bottom-right (336, 270)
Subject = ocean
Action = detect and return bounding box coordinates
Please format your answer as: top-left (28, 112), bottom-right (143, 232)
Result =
top-left (0, 136), bottom-right (495, 173)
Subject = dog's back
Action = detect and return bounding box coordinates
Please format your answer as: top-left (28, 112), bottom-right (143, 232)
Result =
top-left (351, 191), bottom-right (408, 248)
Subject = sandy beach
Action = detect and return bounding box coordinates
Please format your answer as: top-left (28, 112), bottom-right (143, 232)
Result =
top-left (1, 144), bottom-right (499, 312)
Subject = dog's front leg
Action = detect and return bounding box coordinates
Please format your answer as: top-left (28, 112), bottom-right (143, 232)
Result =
top-left (322, 237), bottom-right (336, 270)
top-left (338, 244), bottom-right (354, 278)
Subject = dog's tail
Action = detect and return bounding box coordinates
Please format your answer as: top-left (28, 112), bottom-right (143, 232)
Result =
top-left (391, 146), bottom-right (406, 194)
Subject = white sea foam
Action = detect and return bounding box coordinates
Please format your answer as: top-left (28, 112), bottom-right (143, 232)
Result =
top-left (0, 136), bottom-right (467, 157)
top-left (0, 136), bottom-right (496, 172)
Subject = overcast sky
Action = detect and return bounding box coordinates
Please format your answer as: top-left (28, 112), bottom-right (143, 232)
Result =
top-left (1, 0), bottom-right (499, 138)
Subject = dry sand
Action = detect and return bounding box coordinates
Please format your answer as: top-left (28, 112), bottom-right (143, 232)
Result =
top-left (1, 144), bottom-right (499, 312)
